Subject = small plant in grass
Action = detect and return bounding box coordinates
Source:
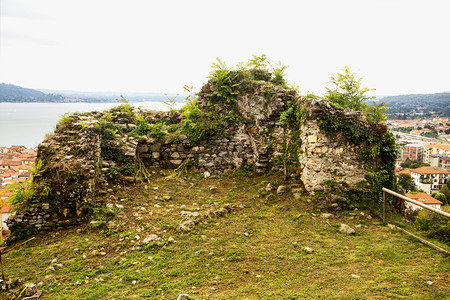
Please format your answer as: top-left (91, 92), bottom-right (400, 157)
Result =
top-left (90, 204), bottom-right (116, 228)
top-left (164, 93), bottom-right (179, 111)
top-left (148, 122), bottom-right (167, 139)
top-left (105, 166), bottom-right (120, 179)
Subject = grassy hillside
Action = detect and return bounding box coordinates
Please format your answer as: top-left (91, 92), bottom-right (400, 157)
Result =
top-left (2, 171), bottom-right (449, 299)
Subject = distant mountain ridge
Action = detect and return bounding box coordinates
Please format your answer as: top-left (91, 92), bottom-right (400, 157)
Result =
top-left (379, 92), bottom-right (450, 118)
top-left (380, 92), bottom-right (450, 105)
top-left (0, 83), bottom-right (184, 103)
top-left (0, 83), bottom-right (64, 102)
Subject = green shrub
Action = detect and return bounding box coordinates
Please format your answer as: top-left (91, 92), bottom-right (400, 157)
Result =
top-left (148, 122), bottom-right (166, 139)
top-left (109, 103), bottom-right (133, 114)
top-left (6, 179), bottom-right (37, 207)
top-left (56, 113), bottom-right (73, 128)
top-left (415, 209), bottom-right (450, 244)
top-left (105, 166), bottom-right (120, 179)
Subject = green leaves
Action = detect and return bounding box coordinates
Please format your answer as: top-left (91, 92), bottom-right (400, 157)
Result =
top-left (208, 58), bottom-right (238, 104)
top-left (326, 66), bottom-right (374, 111)
top-left (207, 55), bottom-right (291, 105)
top-left (247, 54), bottom-right (269, 70)
top-left (326, 66), bottom-right (390, 123)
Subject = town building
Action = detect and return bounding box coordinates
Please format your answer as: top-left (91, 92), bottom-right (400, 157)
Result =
top-left (1, 191), bottom-right (13, 231)
top-left (423, 143), bottom-right (450, 164)
top-left (405, 192), bottom-right (443, 211)
top-left (410, 166), bottom-right (450, 195)
top-left (430, 154), bottom-right (450, 171)
top-left (0, 146), bottom-right (36, 237)
top-left (400, 144), bottom-right (424, 162)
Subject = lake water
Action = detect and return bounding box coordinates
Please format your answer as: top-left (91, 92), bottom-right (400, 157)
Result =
top-left (0, 102), bottom-right (182, 149)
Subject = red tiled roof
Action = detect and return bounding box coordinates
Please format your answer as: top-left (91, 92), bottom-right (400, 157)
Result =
top-left (411, 166), bottom-right (450, 175)
top-left (430, 144), bottom-right (450, 151)
top-left (397, 169), bottom-right (412, 176)
top-left (406, 192), bottom-right (443, 205)
top-left (1, 206), bottom-right (12, 213)
top-left (0, 160), bottom-right (22, 166)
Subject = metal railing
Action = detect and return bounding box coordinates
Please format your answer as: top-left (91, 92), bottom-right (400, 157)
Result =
top-left (382, 188), bottom-right (450, 222)
top-left (382, 187), bottom-right (450, 254)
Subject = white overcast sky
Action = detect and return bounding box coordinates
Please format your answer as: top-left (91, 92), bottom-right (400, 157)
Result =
top-left (1, 0), bottom-right (449, 96)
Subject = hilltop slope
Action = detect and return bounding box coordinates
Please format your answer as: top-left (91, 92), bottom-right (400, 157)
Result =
top-left (1, 172), bottom-right (449, 299)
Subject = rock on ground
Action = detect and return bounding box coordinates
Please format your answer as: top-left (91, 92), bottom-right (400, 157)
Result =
top-left (339, 224), bottom-right (355, 235)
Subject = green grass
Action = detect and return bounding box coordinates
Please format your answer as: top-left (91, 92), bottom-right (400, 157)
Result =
top-left (2, 171), bottom-right (449, 299)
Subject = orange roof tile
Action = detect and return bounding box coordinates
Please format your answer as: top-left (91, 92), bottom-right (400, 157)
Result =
top-left (411, 166), bottom-right (450, 175)
top-left (430, 144), bottom-right (450, 151)
top-left (1, 206), bottom-right (12, 213)
top-left (397, 169), bottom-right (412, 176)
top-left (406, 192), bottom-right (443, 205)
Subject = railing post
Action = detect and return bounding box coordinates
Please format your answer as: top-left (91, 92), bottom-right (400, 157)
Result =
top-left (383, 189), bottom-right (386, 224)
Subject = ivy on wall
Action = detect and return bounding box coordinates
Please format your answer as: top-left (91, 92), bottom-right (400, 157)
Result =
top-left (318, 108), bottom-right (399, 208)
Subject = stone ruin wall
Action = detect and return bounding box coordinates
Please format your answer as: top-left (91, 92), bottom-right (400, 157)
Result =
top-left (8, 93), bottom-right (370, 232)
top-left (299, 118), bottom-right (368, 192)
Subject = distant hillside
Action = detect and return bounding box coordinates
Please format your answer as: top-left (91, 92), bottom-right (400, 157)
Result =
top-left (0, 83), bottom-right (184, 103)
top-left (381, 92), bottom-right (450, 119)
top-left (0, 83), bottom-right (64, 102)
top-left (38, 88), bottom-right (185, 102)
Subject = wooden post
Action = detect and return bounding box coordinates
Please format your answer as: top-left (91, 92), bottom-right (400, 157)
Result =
top-left (0, 246), bottom-right (6, 281)
top-left (383, 189), bottom-right (386, 224)
top-left (394, 226), bottom-right (450, 255)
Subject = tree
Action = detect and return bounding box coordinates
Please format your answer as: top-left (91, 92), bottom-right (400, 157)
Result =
top-left (400, 158), bottom-right (429, 169)
top-left (326, 66), bottom-right (374, 111)
top-left (440, 184), bottom-right (450, 205)
top-left (325, 66), bottom-right (389, 122)
top-left (400, 158), bottom-right (413, 169)
top-left (433, 193), bottom-right (447, 204)
top-left (397, 173), bottom-right (417, 192)
top-left (365, 101), bottom-right (389, 123)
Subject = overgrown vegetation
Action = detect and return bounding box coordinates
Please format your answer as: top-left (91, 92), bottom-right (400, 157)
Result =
top-left (2, 172), bottom-right (449, 299)
top-left (320, 68), bottom-right (399, 210)
top-left (180, 55), bottom-right (291, 144)
top-left (6, 160), bottom-right (46, 208)
top-left (277, 96), bottom-right (308, 179)
top-left (414, 207), bottom-right (450, 243)
top-left (397, 173), bottom-right (417, 193)
top-left (400, 158), bottom-right (430, 169)
top-left (325, 66), bottom-right (389, 122)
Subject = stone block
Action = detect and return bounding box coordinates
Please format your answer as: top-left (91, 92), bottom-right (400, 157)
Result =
top-left (150, 143), bottom-right (161, 152)
top-left (307, 135), bottom-right (318, 143)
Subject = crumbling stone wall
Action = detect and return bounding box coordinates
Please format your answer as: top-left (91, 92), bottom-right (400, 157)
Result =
top-left (299, 99), bottom-right (368, 191)
top-left (8, 84), bottom-right (388, 233)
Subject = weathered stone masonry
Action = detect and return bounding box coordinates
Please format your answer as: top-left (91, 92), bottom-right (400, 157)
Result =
top-left (299, 99), bottom-right (368, 191)
top-left (7, 86), bottom-right (383, 232)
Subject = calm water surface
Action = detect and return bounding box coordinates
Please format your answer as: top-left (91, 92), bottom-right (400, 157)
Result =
top-left (0, 102), bottom-right (179, 148)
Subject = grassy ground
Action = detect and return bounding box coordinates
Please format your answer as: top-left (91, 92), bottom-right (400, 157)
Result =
top-left (2, 171), bottom-right (449, 299)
